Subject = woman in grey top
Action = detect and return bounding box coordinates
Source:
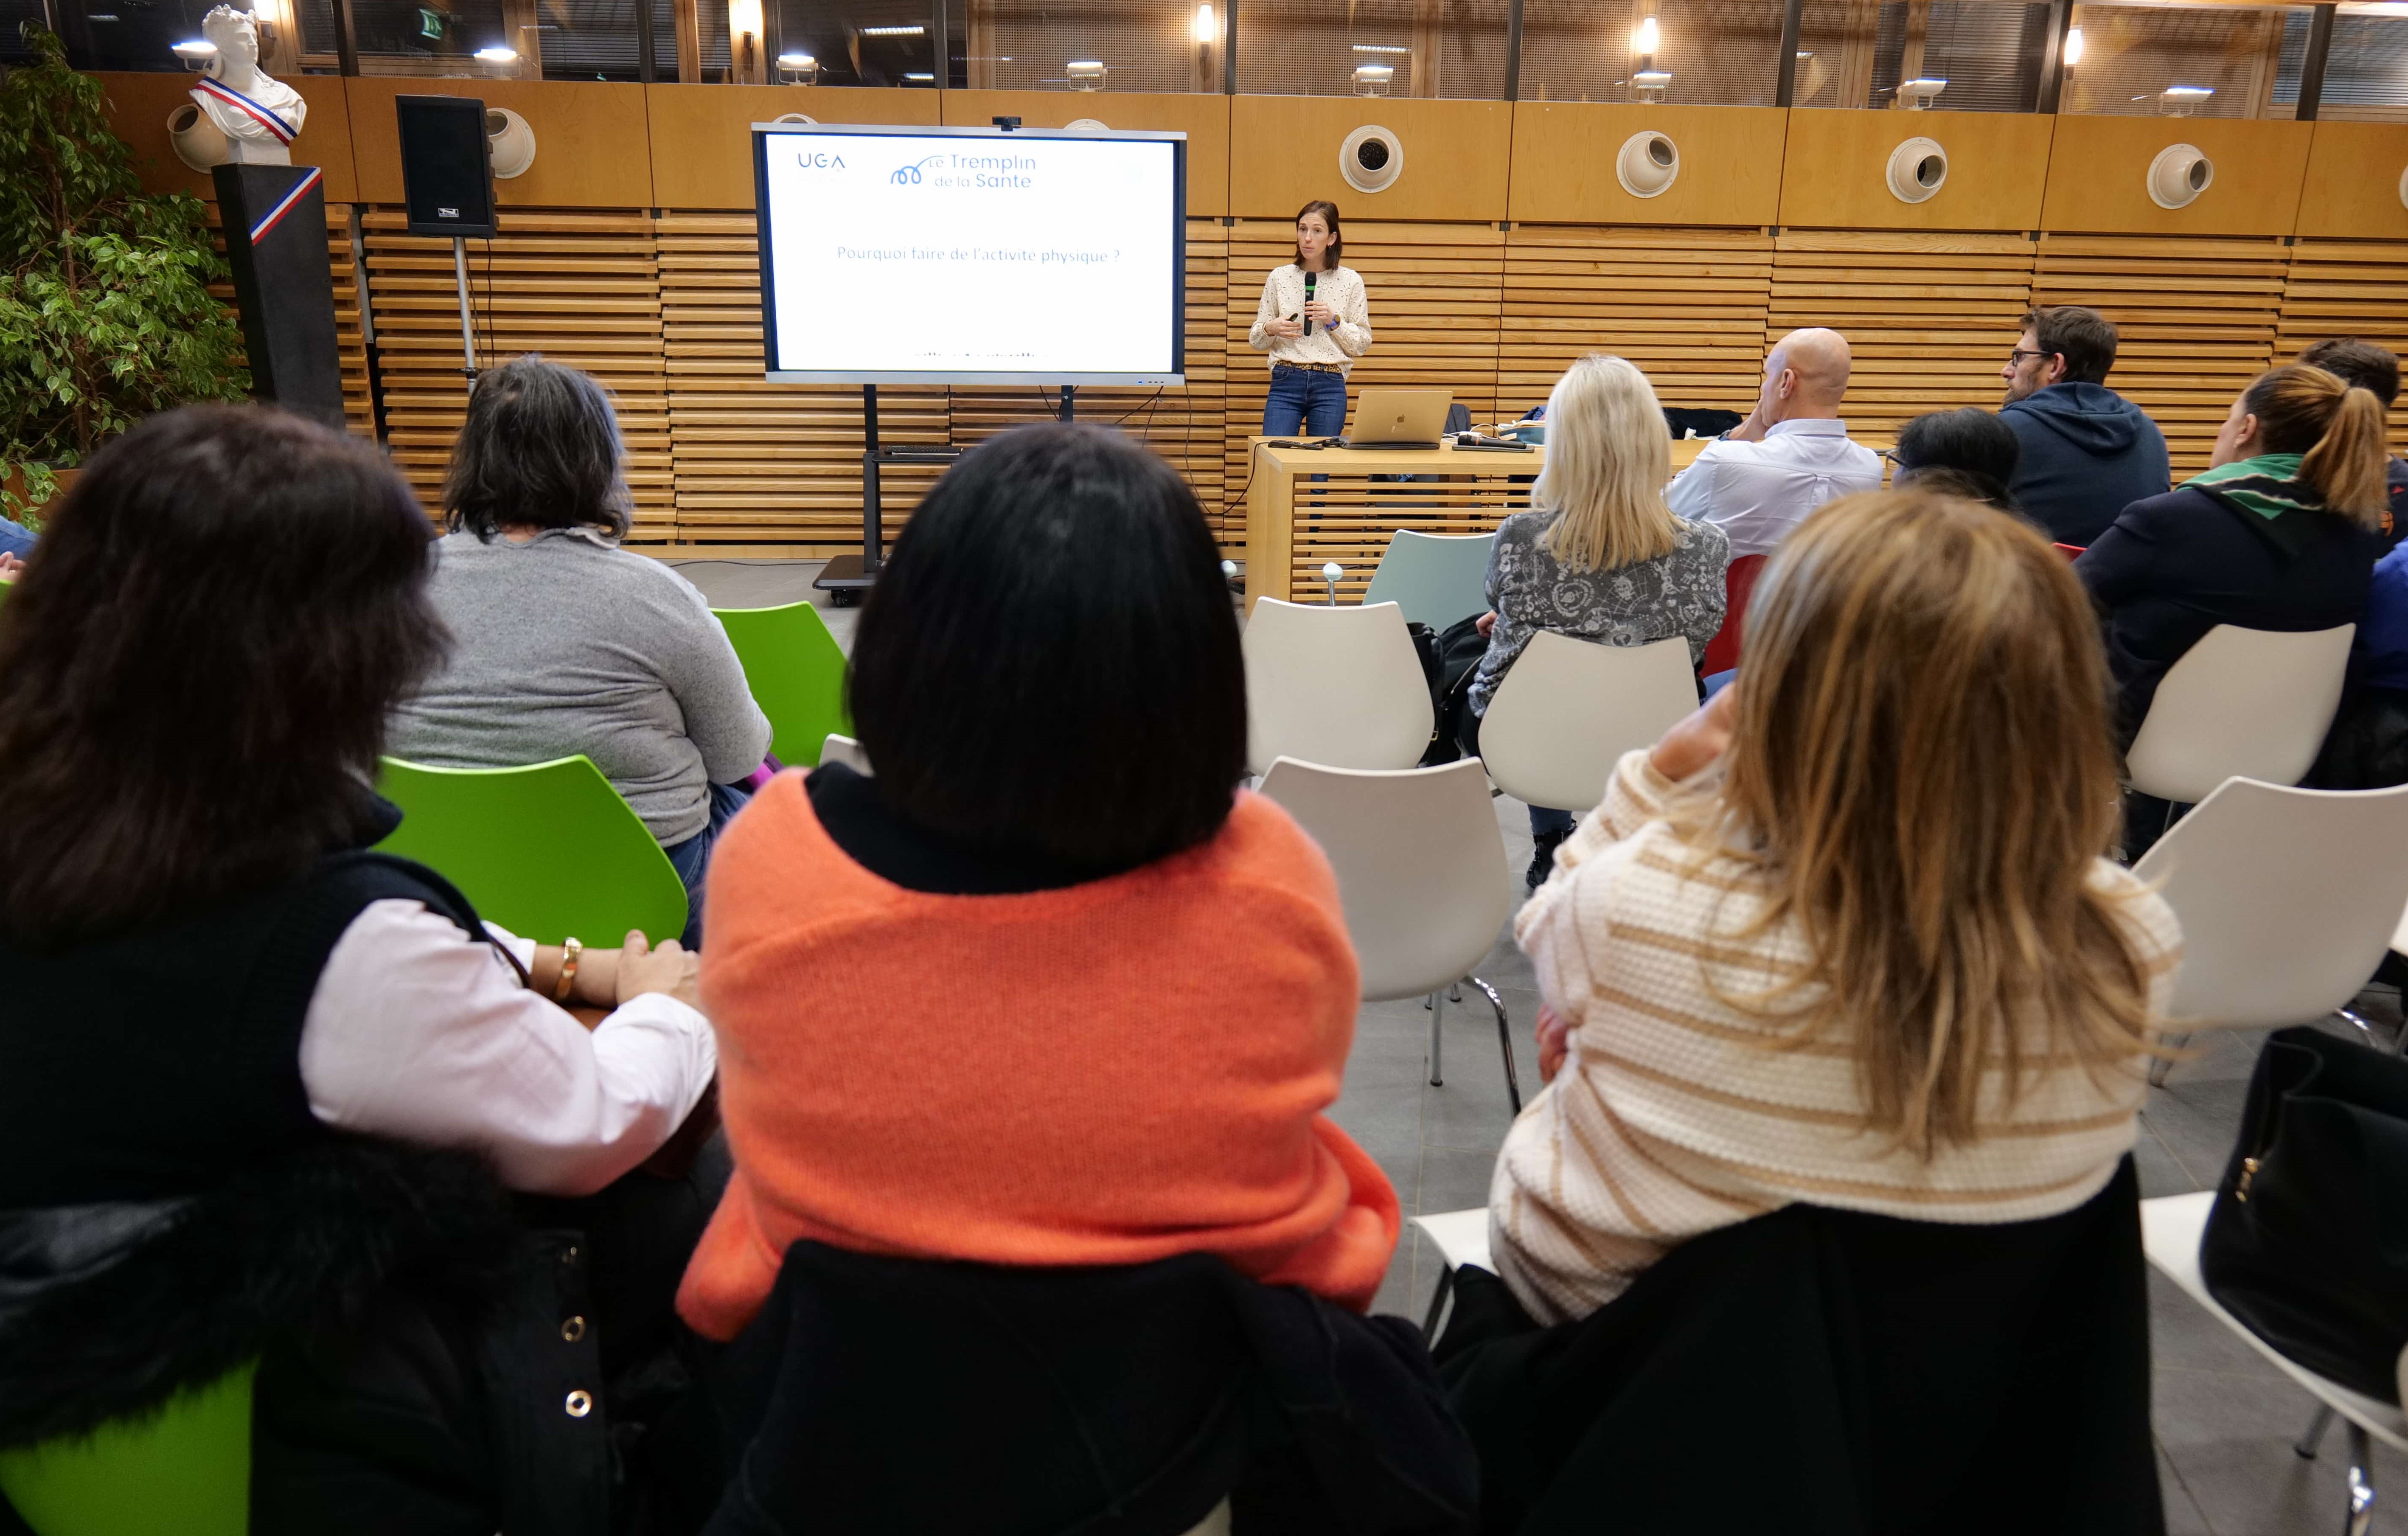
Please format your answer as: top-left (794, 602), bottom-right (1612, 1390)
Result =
top-left (1462, 354), bottom-right (1730, 887)
top-left (387, 356), bottom-right (771, 946)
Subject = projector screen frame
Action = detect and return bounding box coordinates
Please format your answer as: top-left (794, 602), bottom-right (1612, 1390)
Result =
top-left (751, 121), bottom-right (1189, 387)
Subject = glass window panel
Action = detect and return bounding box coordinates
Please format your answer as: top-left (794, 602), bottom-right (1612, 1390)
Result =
top-left (2274, 8), bottom-right (2408, 111)
top-left (1235, 0), bottom-right (1509, 100)
top-left (67, 0), bottom-right (231, 71)
top-left (954, 0), bottom-right (1211, 93)
top-left (1793, 0), bottom-right (2043, 108)
top-left (293, 0), bottom-right (514, 73)
top-left (1521, 0), bottom-right (1784, 104)
top-left (2060, 3), bottom-right (2298, 118)
top-left (535, 0), bottom-right (648, 79)
top-left (768, 0), bottom-right (939, 86)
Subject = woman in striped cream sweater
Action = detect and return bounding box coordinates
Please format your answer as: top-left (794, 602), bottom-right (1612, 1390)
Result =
top-left (1490, 486), bottom-right (2181, 1325)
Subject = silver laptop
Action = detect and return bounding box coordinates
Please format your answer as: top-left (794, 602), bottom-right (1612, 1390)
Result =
top-left (1341, 389), bottom-right (1454, 449)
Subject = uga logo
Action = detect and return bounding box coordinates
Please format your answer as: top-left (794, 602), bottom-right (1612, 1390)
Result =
top-left (794, 152), bottom-right (846, 168)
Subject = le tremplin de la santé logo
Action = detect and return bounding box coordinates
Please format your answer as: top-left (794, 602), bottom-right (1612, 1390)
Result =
top-left (888, 152), bottom-right (1036, 189)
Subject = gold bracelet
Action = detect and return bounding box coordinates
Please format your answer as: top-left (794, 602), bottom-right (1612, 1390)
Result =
top-left (554, 937), bottom-right (583, 1003)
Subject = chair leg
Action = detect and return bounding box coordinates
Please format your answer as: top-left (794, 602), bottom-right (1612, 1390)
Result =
top-left (2299, 1403), bottom-right (2337, 1459)
top-left (2337, 1008), bottom-right (2383, 1053)
top-left (2346, 1422), bottom-right (2376, 1536)
top-left (2149, 1032), bottom-right (2187, 1088)
top-left (1428, 990), bottom-right (1445, 1088)
top-left (1421, 1262), bottom-right (1456, 1340)
top-left (1468, 975), bottom-right (1521, 1115)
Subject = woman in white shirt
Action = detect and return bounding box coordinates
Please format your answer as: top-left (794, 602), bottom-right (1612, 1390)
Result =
top-left (1249, 199), bottom-right (1373, 439)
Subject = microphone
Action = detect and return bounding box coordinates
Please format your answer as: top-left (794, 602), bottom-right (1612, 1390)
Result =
top-left (1302, 270), bottom-right (1316, 337)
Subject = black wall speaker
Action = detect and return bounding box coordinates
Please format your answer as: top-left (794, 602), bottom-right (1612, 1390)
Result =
top-left (396, 94), bottom-right (497, 238)
top-left (210, 163), bottom-right (345, 431)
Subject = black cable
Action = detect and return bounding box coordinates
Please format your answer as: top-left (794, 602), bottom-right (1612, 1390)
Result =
top-left (1110, 388), bottom-right (1163, 427)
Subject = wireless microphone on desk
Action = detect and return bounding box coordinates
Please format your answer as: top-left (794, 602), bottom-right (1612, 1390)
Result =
top-left (1302, 270), bottom-right (1316, 336)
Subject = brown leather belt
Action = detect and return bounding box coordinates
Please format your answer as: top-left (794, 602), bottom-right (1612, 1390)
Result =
top-left (1274, 361), bottom-right (1345, 374)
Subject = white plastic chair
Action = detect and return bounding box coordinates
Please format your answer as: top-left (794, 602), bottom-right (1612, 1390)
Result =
top-left (2142, 1193), bottom-right (2407, 1535)
top-left (2125, 623), bottom-right (2355, 806)
top-left (1361, 530), bottom-right (1496, 630)
top-left (1479, 632), bottom-right (1698, 814)
top-left (2132, 776), bottom-right (2408, 1085)
top-left (1408, 1208), bottom-right (1493, 1337)
top-left (1257, 756), bottom-right (1519, 1112)
top-left (1243, 598), bottom-right (1434, 776)
top-left (820, 733), bottom-right (871, 776)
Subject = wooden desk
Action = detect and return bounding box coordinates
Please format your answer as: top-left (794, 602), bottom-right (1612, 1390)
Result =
top-left (1241, 436), bottom-right (1712, 612)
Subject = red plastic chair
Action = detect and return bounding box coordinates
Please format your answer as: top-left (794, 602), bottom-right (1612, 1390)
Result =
top-left (2055, 542), bottom-right (2086, 562)
top-left (1700, 553), bottom-right (1769, 677)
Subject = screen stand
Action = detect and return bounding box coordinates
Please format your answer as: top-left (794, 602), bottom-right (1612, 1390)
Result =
top-left (1058, 385), bottom-right (1076, 422)
top-left (814, 382), bottom-right (963, 606)
top-left (453, 237), bottom-right (477, 396)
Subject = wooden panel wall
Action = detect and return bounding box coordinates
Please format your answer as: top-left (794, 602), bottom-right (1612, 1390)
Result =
top-left (2279, 240), bottom-right (2408, 463)
top-left (2294, 123), bottom-right (2408, 242)
top-left (1498, 227), bottom-right (1774, 415)
top-left (1778, 110), bottom-right (2054, 233)
top-left (938, 90), bottom-right (1232, 216)
top-left (347, 79), bottom-right (656, 208)
top-left (1228, 97), bottom-right (1514, 222)
top-left (646, 84), bottom-right (941, 210)
top-left (1506, 104), bottom-right (1786, 228)
top-left (2038, 116), bottom-right (2313, 238)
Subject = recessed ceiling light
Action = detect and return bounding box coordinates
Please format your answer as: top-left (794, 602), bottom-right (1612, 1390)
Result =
top-left (861, 24), bottom-right (923, 35)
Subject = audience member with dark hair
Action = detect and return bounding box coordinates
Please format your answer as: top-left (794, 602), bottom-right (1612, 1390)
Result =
top-left (1999, 306), bottom-right (2170, 546)
top-left (2298, 337), bottom-right (2406, 542)
top-left (2079, 365), bottom-right (2388, 844)
top-left (1436, 489), bottom-right (2176, 1528)
top-left (387, 354), bottom-right (770, 944)
top-left (0, 406), bottom-right (720, 1530)
top-left (1893, 406), bottom-right (2024, 519)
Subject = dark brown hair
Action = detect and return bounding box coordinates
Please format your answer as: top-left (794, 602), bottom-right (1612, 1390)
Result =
top-left (848, 423), bottom-right (1245, 872)
top-left (2021, 306), bottom-right (2119, 386)
top-left (2240, 364), bottom-right (2390, 526)
top-left (444, 354), bottom-right (632, 542)
top-left (0, 406), bottom-right (446, 947)
top-left (1291, 199), bottom-right (1343, 271)
top-left (2297, 338), bottom-right (2401, 409)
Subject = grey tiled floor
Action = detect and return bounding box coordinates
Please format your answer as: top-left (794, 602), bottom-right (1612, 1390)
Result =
top-left (680, 557), bottom-right (2406, 1532)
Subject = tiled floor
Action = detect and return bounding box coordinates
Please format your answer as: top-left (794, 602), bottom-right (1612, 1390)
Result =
top-left (679, 556), bottom-right (2408, 1533)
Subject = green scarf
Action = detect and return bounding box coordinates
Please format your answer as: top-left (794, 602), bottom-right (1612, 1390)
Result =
top-left (2186, 452), bottom-right (2310, 521)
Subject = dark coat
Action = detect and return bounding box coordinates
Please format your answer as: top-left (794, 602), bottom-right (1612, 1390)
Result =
top-left (2000, 382), bottom-right (2171, 547)
top-left (2076, 483), bottom-right (2376, 742)
top-left (691, 1241), bottom-right (1482, 1536)
top-left (1434, 1159), bottom-right (2161, 1536)
top-left (0, 1138), bottom-right (648, 1536)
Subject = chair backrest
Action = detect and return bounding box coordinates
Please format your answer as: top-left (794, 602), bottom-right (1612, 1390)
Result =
top-left (1243, 598), bottom-right (1434, 775)
top-left (1698, 553), bottom-right (1768, 677)
top-left (2125, 623), bottom-right (2355, 804)
top-left (712, 600), bottom-right (850, 769)
top-left (820, 733), bottom-right (873, 776)
top-left (0, 1362), bottom-right (253, 1536)
top-left (1258, 756), bottom-right (1510, 1000)
top-left (1360, 531), bottom-right (1495, 630)
top-left (2053, 543), bottom-right (2086, 561)
top-left (375, 754), bottom-right (689, 947)
top-left (2133, 776), bottom-right (2408, 1030)
top-left (1478, 631), bottom-right (1698, 814)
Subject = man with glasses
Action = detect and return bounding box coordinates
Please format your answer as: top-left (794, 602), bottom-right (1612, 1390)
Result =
top-left (1998, 306), bottom-right (2169, 547)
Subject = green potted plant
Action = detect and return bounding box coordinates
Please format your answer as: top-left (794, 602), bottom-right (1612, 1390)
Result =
top-left (0, 23), bottom-right (248, 531)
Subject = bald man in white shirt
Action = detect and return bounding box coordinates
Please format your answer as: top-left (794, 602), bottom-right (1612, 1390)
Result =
top-left (1666, 328), bottom-right (1882, 558)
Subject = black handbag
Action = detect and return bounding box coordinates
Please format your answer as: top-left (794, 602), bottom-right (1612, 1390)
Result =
top-left (2199, 1025), bottom-right (2408, 1402)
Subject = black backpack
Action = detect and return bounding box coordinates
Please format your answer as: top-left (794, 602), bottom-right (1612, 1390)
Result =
top-left (1407, 614), bottom-right (1491, 766)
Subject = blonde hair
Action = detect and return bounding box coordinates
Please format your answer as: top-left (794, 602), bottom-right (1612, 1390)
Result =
top-left (1670, 489), bottom-right (2157, 1157)
top-left (2242, 364), bottom-right (2391, 528)
top-left (1533, 354), bottom-right (1680, 573)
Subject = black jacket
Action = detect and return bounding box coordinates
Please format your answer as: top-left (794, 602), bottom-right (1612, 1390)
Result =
top-left (1434, 1159), bottom-right (2161, 1536)
top-left (2000, 382), bottom-right (2171, 547)
top-left (692, 1241), bottom-right (1481, 1536)
top-left (2077, 483), bottom-right (2376, 742)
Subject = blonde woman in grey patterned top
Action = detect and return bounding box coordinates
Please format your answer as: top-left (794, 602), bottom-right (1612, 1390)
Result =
top-left (1462, 354), bottom-right (1731, 884)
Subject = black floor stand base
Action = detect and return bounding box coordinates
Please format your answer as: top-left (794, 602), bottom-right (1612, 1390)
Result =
top-left (814, 552), bottom-right (874, 606)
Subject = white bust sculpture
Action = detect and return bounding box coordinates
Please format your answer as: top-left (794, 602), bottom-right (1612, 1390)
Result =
top-left (188, 6), bottom-right (306, 165)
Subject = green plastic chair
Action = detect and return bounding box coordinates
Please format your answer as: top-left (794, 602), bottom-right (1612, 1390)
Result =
top-left (712, 601), bottom-right (850, 770)
top-left (374, 754), bottom-right (688, 947)
top-left (1360, 531), bottom-right (1496, 630)
top-left (0, 1362), bottom-right (254, 1536)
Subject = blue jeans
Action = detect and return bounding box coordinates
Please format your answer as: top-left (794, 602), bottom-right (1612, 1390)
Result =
top-left (661, 780), bottom-right (753, 949)
top-left (1263, 364), bottom-right (1347, 438)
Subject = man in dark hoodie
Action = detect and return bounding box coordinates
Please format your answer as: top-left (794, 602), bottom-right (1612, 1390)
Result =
top-left (1998, 306), bottom-right (2170, 547)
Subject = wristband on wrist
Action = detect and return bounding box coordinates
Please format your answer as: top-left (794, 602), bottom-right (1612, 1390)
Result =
top-left (554, 936), bottom-right (583, 1003)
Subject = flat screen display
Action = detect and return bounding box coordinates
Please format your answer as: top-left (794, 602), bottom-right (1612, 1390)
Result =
top-left (753, 124), bottom-right (1186, 386)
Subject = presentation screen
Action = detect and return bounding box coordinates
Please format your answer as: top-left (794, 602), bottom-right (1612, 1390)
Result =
top-left (753, 124), bottom-right (1186, 386)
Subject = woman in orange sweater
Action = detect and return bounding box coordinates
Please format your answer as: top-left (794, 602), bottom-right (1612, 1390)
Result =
top-left (676, 423), bottom-right (1399, 1344)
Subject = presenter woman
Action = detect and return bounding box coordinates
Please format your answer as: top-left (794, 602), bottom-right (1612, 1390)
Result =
top-left (1250, 201), bottom-right (1372, 438)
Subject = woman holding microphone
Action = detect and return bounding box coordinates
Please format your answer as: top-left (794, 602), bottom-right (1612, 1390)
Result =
top-left (1250, 200), bottom-right (1372, 438)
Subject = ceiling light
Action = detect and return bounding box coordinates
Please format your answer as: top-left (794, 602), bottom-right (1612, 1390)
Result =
top-left (1067, 58), bottom-right (1107, 88)
top-left (902, 70), bottom-right (934, 79)
top-left (2062, 25), bottom-right (2084, 65)
top-left (170, 37), bottom-right (216, 57)
top-left (860, 24), bottom-right (923, 35)
top-left (1352, 42), bottom-right (1409, 52)
top-left (1351, 62), bottom-right (1393, 96)
top-left (474, 44), bottom-right (517, 61)
top-left (1194, 2), bottom-right (1215, 43)
top-left (1633, 15), bottom-right (1659, 52)
top-left (777, 51), bottom-right (814, 67)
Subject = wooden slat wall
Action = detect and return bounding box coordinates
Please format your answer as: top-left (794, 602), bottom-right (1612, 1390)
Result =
top-left (1499, 227), bottom-right (1775, 421)
top-left (2277, 240), bottom-right (2408, 465)
top-left (1768, 232), bottom-right (2035, 449)
top-left (361, 211), bottom-right (673, 534)
top-left (204, 204), bottom-right (378, 442)
top-left (2029, 234), bottom-right (2288, 475)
